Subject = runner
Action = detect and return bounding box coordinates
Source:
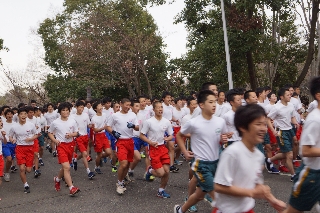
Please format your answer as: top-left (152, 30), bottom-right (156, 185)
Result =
top-left (49, 102), bottom-right (81, 196)
top-left (44, 103), bottom-right (59, 157)
top-left (35, 107), bottom-right (46, 166)
top-left (213, 104), bottom-right (286, 213)
top-left (0, 117), bottom-right (7, 188)
top-left (174, 90), bottom-right (228, 213)
top-left (140, 101), bottom-right (173, 198)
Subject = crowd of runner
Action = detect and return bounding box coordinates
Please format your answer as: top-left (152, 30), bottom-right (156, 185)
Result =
top-left (1, 78), bottom-right (320, 213)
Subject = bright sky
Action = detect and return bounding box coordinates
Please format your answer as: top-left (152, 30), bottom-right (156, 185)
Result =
top-left (0, 0), bottom-right (187, 71)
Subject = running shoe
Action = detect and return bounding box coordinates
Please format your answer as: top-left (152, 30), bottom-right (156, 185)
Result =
top-left (10, 166), bottom-right (17, 173)
top-left (54, 176), bottom-right (60, 191)
top-left (95, 167), bottom-right (103, 174)
top-left (52, 151), bottom-right (57, 157)
top-left (72, 159), bottom-right (77, 171)
top-left (88, 171), bottom-right (95, 179)
top-left (128, 171), bottom-right (135, 182)
top-left (34, 170), bottom-right (41, 178)
top-left (112, 166), bottom-right (117, 173)
top-left (279, 165), bottom-right (289, 173)
top-left (157, 190), bottom-right (170, 198)
top-left (69, 186), bottom-right (80, 196)
top-left (99, 159), bottom-right (103, 167)
top-left (170, 165), bottom-right (179, 173)
top-left (204, 194), bottom-right (213, 203)
top-left (291, 174), bottom-right (296, 182)
top-left (87, 156), bottom-right (92, 162)
top-left (39, 159), bottom-right (44, 166)
top-left (269, 167), bottom-right (280, 174)
top-left (174, 160), bottom-right (183, 165)
top-left (125, 173), bottom-right (133, 183)
top-left (174, 205), bottom-right (182, 213)
top-left (145, 166), bottom-right (153, 181)
top-left (4, 173), bottom-right (10, 182)
top-left (103, 157), bottom-right (107, 163)
top-left (116, 183), bottom-right (125, 195)
top-left (296, 155), bottom-right (301, 161)
top-left (184, 197), bottom-right (198, 212)
top-left (46, 145), bottom-right (52, 153)
top-left (264, 158), bottom-right (272, 172)
top-left (140, 152), bottom-right (146, 158)
top-left (24, 186), bottom-right (30, 193)
top-left (293, 161), bottom-right (301, 168)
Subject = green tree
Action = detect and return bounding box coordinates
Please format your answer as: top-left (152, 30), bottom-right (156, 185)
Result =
top-left (39, 0), bottom-right (169, 101)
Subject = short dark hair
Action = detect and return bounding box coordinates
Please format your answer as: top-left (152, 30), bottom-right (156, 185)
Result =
top-left (267, 91), bottom-right (275, 99)
top-left (255, 87), bottom-right (265, 97)
top-left (75, 101), bottom-right (85, 107)
top-left (201, 82), bottom-right (216, 91)
top-left (47, 103), bottom-right (55, 108)
top-left (234, 104), bottom-right (267, 137)
top-left (152, 101), bottom-right (162, 109)
top-left (197, 90), bottom-right (215, 104)
top-left (18, 103), bottom-right (25, 108)
top-left (137, 95), bottom-right (146, 102)
top-left (292, 92), bottom-right (298, 97)
top-left (121, 98), bottom-right (131, 104)
top-left (244, 90), bottom-right (255, 100)
top-left (293, 85), bottom-right (300, 90)
top-left (12, 107), bottom-right (18, 112)
top-left (25, 106), bottom-right (35, 113)
top-left (174, 97), bottom-right (183, 104)
top-left (264, 86), bottom-right (271, 91)
top-left (283, 83), bottom-right (293, 90)
top-left (4, 109), bottom-right (14, 116)
top-left (92, 101), bottom-right (102, 111)
top-left (30, 100), bottom-right (36, 104)
top-left (162, 91), bottom-right (171, 99)
top-left (277, 87), bottom-right (289, 98)
top-left (226, 89), bottom-right (241, 103)
top-left (18, 107), bottom-right (27, 115)
top-left (218, 91), bottom-right (225, 97)
top-left (111, 101), bottom-right (119, 108)
top-left (102, 97), bottom-right (112, 104)
top-left (310, 77), bottom-right (320, 99)
top-left (186, 96), bottom-right (196, 106)
top-left (57, 102), bottom-right (71, 113)
top-left (131, 99), bottom-right (139, 107)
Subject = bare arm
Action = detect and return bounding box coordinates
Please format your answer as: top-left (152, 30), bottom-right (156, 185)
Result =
top-left (302, 145), bottom-right (320, 157)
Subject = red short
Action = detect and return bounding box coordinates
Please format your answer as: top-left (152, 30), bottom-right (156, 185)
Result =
top-left (89, 128), bottom-right (94, 140)
top-left (173, 126), bottom-right (181, 138)
top-left (296, 125), bottom-right (303, 141)
top-left (76, 135), bottom-right (89, 153)
top-left (57, 142), bottom-right (75, 164)
top-left (15, 145), bottom-right (34, 167)
top-left (94, 133), bottom-right (110, 153)
top-left (267, 128), bottom-right (277, 144)
top-left (212, 208), bottom-right (254, 213)
top-left (0, 155), bottom-right (4, 176)
top-left (33, 139), bottom-right (39, 153)
top-left (116, 138), bottom-right (134, 162)
top-left (149, 145), bottom-right (170, 170)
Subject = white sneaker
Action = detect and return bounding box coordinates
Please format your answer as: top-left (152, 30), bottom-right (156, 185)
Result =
top-left (315, 202), bottom-right (320, 213)
top-left (116, 183), bottom-right (125, 195)
top-left (4, 173), bottom-right (10, 182)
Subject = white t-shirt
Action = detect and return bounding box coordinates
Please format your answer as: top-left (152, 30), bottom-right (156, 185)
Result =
top-left (27, 117), bottom-right (41, 134)
top-left (299, 108), bottom-right (320, 169)
top-left (102, 108), bottom-right (113, 118)
top-left (140, 117), bottom-right (173, 145)
top-left (91, 113), bottom-right (108, 133)
top-left (182, 106), bottom-right (190, 115)
top-left (191, 106), bottom-right (201, 119)
top-left (241, 99), bottom-right (247, 106)
top-left (13, 114), bottom-right (18, 123)
top-left (71, 113), bottom-right (90, 136)
top-left (88, 107), bottom-right (96, 120)
top-left (216, 102), bottom-right (231, 117)
top-left (215, 142), bottom-right (264, 213)
top-left (9, 122), bottom-right (37, 145)
top-left (36, 115), bottom-right (47, 131)
top-left (222, 110), bottom-right (241, 142)
top-left (0, 115), bottom-right (6, 122)
top-left (107, 111), bottom-right (138, 139)
top-left (71, 107), bottom-right (77, 115)
top-left (3, 121), bottom-right (15, 142)
top-left (268, 102), bottom-right (294, 130)
top-left (180, 114), bottom-right (227, 161)
top-left (162, 103), bottom-right (173, 121)
top-left (257, 101), bottom-right (267, 111)
top-left (307, 100), bottom-right (318, 113)
top-left (133, 108), bottom-right (153, 137)
top-left (264, 103), bottom-right (276, 114)
top-left (0, 129), bottom-right (4, 154)
top-left (48, 118), bottom-right (78, 143)
top-left (181, 113), bottom-right (192, 127)
top-left (172, 108), bottom-right (186, 127)
top-left (44, 111), bottom-right (59, 126)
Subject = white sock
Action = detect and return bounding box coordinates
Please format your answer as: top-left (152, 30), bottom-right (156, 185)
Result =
top-left (69, 185), bottom-right (74, 190)
top-left (129, 169), bottom-right (133, 173)
top-left (24, 182), bottom-right (29, 187)
top-left (159, 188), bottom-right (164, 192)
top-left (95, 166), bottom-right (100, 169)
top-left (55, 177), bottom-right (61, 182)
top-left (211, 200), bottom-right (216, 207)
top-left (148, 167), bottom-right (153, 174)
top-left (73, 158), bottom-right (77, 162)
top-left (267, 158), bottom-right (271, 163)
top-left (86, 168), bottom-right (90, 174)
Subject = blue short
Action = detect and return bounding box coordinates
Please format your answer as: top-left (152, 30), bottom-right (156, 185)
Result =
top-left (277, 129), bottom-right (294, 153)
top-left (133, 137), bottom-right (148, 151)
top-left (2, 142), bottom-right (16, 159)
top-left (38, 132), bottom-right (45, 146)
top-left (106, 132), bottom-right (116, 151)
top-left (191, 158), bottom-right (218, 192)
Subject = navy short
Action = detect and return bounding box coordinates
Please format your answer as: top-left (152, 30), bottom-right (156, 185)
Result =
top-left (133, 137), bottom-right (148, 151)
top-left (277, 129), bottom-right (294, 153)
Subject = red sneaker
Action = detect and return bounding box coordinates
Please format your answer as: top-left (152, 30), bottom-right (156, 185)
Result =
top-left (87, 156), bottom-right (92, 162)
top-left (279, 165), bottom-right (289, 173)
top-left (273, 160), bottom-right (279, 165)
top-left (69, 186), bottom-right (80, 196)
top-left (54, 176), bottom-right (60, 191)
top-left (294, 161), bottom-right (301, 167)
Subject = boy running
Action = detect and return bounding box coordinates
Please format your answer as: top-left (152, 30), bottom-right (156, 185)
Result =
top-left (44, 103), bottom-right (59, 157)
top-left (49, 102), bottom-right (80, 196)
top-left (174, 90), bottom-right (228, 213)
top-left (9, 108), bottom-right (38, 193)
top-left (140, 101), bottom-right (173, 198)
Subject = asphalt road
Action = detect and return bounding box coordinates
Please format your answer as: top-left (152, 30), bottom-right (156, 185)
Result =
top-left (0, 149), bottom-right (317, 213)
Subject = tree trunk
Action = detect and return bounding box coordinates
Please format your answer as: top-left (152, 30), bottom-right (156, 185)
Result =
top-left (295, 0), bottom-right (319, 86)
top-left (246, 6), bottom-right (257, 90)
